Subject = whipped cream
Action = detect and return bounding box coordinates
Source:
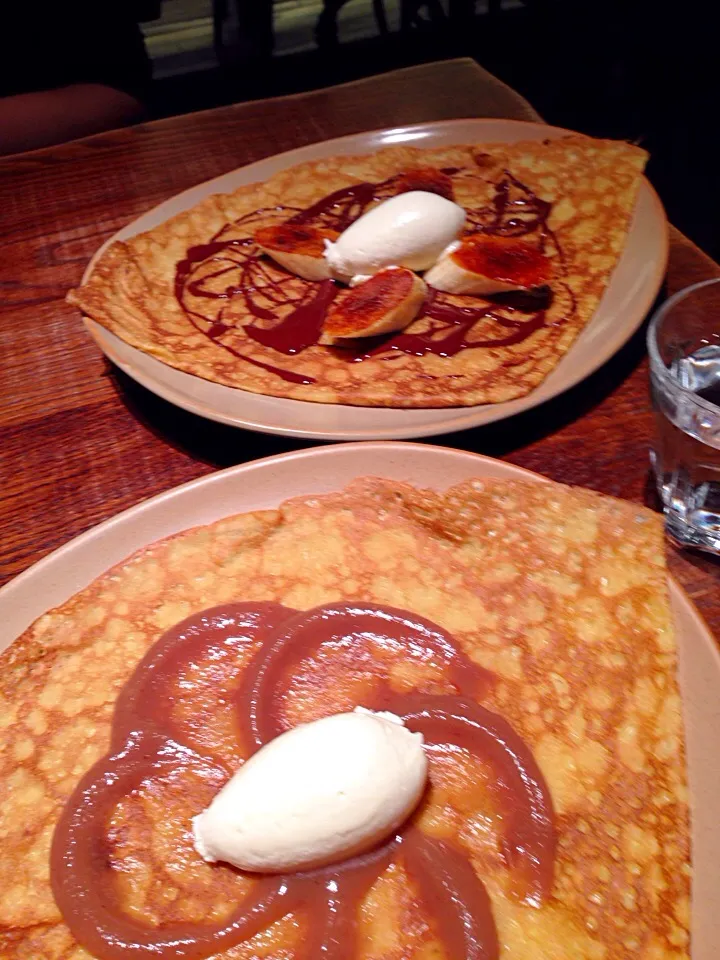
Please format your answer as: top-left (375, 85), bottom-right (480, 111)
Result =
top-left (192, 708), bottom-right (427, 873)
top-left (324, 191), bottom-right (466, 283)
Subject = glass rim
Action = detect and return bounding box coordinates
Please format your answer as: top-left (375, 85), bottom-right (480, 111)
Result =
top-left (646, 276), bottom-right (720, 414)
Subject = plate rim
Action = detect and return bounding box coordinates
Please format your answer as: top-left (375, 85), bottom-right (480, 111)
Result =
top-left (80, 116), bottom-right (665, 277)
top-left (0, 442), bottom-right (547, 629)
top-left (0, 440), bottom-right (709, 643)
top-left (78, 118), bottom-right (668, 440)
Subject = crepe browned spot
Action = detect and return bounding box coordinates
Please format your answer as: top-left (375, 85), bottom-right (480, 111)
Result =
top-left (67, 137), bottom-right (648, 407)
top-left (0, 478), bottom-right (688, 959)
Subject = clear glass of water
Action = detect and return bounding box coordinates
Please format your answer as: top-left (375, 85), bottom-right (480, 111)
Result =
top-left (648, 277), bottom-right (720, 554)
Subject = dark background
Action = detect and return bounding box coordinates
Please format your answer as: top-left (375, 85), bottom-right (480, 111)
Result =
top-left (147, 0), bottom-right (719, 261)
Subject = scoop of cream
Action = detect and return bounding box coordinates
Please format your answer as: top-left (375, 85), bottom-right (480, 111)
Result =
top-left (324, 191), bottom-right (466, 283)
top-left (192, 707), bottom-right (427, 873)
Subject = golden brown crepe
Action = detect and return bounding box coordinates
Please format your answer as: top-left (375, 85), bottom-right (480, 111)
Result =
top-left (0, 477), bottom-right (689, 959)
top-left (67, 137), bottom-right (648, 407)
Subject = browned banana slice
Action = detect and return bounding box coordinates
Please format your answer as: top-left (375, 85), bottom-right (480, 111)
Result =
top-left (319, 267), bottom-right (427, 345)
top-left (254, 224), bottom-right (339, 281)
top-left (425, 234), bottom-right (553, 295)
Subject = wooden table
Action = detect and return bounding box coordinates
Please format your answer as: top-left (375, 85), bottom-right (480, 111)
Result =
top-left (1, 58), bottom-right (718, 637)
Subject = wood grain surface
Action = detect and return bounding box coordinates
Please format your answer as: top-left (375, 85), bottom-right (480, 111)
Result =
top-left (1, 58), bottom-right (718, 640)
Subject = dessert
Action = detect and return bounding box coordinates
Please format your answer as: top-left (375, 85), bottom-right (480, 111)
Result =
top-left (67, 137), bottom-right (648, 407)
top-left (322, 189), bottom-right (467, 281)
top-left (425, 234), bottom-right (554, 295)
top-left (255, 223), bottom-right (338, 281)
top-left (0, 477), bottom-right (689, 959)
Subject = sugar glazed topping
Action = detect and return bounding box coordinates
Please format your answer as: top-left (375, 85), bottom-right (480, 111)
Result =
top-left (51, 602), bottom-right (556, 960)
top-left (173, 162), bottom-right (570, 385)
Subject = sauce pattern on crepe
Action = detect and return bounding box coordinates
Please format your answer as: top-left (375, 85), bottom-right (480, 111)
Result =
top-left (0, 478), bottom-right (688, 958)
top-left (67, 138), bottom-right (647, 407)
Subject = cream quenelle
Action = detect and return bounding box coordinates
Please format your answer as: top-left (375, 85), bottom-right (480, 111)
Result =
top-left (323, 190), bottom-right (466, 284)
top-left (192, 707), bottom-right (428, 872)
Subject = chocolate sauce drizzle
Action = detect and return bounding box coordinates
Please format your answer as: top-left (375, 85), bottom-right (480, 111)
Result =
top-left (173, 166), bottom-right (575, 385)
top-left (51, 602), bottom-right (556, 960)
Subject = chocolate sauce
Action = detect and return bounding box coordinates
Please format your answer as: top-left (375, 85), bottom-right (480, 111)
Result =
top-left (379, 308), bottom-right (546, 357)
top-left (243, 279), bottom-right (338, 354)
top-left (464, 171), bottom-right (552, 241)
top-left (51, 602), bottom-right (556, 960)
top-left (172, 167), bottom-right (573, 384)
top-left (289, 181), bottom-right (379, 231)
top-left (236, 353), bottom-right (316, 384)
top-left (174, 217), bottom-right (319, 383)
top-left (286, 169), bottom-right (451, 231)
top-left (361, 291), bottom-right (547, 359)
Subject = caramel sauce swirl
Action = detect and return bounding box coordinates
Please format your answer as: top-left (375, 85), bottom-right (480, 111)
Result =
top-left (51, 602), bottom-right (556, 960)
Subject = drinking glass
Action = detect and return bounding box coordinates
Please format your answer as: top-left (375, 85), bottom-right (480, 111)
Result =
top-left (648, 277), bottom-right (720, 554)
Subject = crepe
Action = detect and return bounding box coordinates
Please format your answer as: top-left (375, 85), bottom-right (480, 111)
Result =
top-left (0, 477), bottom-right (688, 959)
top-left (67, 137), bottom-right (648, 407)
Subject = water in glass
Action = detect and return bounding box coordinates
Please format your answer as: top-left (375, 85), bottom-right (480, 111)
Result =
top-left (648, 280), bottom-right (720, 554)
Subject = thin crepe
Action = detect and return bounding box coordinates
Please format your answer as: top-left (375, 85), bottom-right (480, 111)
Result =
top-left (0, 477), bottom-right (688, 958)
top-left (68, 138), bottom-right (648, 407)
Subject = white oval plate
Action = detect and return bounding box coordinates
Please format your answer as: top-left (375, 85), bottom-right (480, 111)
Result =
top-left (82, 118), bottom-right (668, 440)
top-left (0, 442), bottom-right (713, 957)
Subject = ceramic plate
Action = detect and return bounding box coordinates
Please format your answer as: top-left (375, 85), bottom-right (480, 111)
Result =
top-left (81, 119), bottom-right (668, 440)
top-left (0, 443), bottom-right (714, 957)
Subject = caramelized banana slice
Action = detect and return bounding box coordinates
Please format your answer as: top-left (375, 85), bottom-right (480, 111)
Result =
top-left (393, 167), bottom-right (455, 201)
top-left (425, 235), bottom-right (553, 295)
top-left (254, 224), bottom-right (339, 281)
top-left (320, 267), bottom-right (427, 345)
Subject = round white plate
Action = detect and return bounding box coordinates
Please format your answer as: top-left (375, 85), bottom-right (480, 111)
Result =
top-left (83, 118), bottom-right (668, 440)
top-left (0, 443), bottom-right (713, 957)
